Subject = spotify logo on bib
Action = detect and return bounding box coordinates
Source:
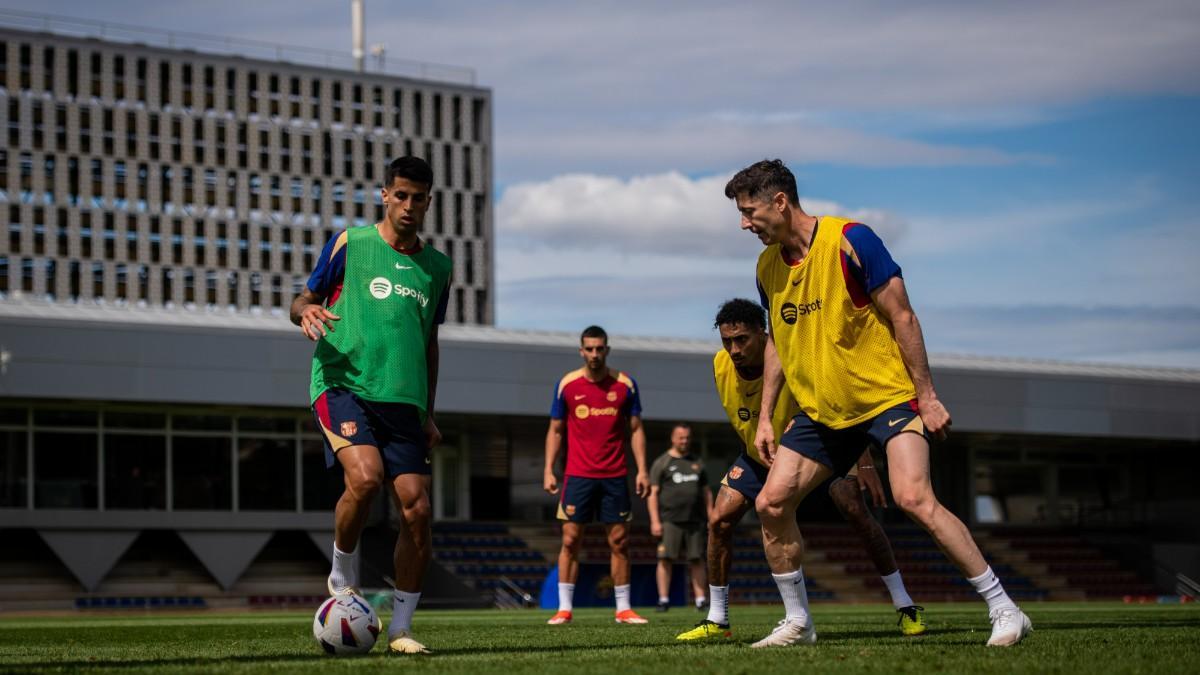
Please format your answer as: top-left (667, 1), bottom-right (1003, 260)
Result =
top-left (369, 277), bottom-right (392, 299)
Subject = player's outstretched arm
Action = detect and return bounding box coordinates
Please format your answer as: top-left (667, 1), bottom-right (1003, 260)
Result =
top-left (543, 418), bottom-right (564, 494)
top-left (290, 289), bottom-right (340, 341)
top-left (629, 415), bottom-right (649, 498)
top-left (871, 276), bottom-right (951, 440)
top-left (754, 335), bottom-right (785, 465)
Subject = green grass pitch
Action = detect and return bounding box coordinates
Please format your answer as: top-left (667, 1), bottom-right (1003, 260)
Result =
top-left (1, 603), bottom-right (1197, 673)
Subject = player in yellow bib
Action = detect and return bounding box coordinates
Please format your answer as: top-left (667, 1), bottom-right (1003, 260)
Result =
top-left (726, 160), bottom-right (1030, 648)
top-left (676, 299), bottom-right (925, 642)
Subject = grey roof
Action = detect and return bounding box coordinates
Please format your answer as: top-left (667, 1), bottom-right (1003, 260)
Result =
top-left (3, 296), bottom-right (1198, 384)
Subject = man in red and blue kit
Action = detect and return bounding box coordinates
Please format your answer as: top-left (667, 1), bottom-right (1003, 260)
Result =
top-left (544, 325), bottom-right (650, 625)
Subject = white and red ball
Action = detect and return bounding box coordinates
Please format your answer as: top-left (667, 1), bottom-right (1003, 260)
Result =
top-left (312, 594), bottom-right (381, 655)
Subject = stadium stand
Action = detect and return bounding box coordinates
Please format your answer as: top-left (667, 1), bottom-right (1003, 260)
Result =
top-left (431, 522), bottom-right (548, 599)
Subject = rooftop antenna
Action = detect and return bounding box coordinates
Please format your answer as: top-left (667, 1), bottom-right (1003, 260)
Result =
top-left (352, 0), bottom-right (365, 73)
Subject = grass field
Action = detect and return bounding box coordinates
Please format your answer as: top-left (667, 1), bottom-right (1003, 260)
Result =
top-left (1, 603), bottom-right (1198, 673)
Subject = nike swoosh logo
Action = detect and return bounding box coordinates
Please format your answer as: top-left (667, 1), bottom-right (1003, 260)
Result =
top-left (574, 394), bottom-right (587, 400)
top-left (395, 263), bottom-right (413, 270)
top-left (791, 279), bottom-right (801, 286)
top-left (746, 389), bottom-right (760, 397)
top-left (888, 418), bottom-right (905, 427)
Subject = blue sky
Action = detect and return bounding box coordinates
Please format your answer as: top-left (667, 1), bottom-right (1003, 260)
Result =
top-left (9, 1), bottom-right (1199, 367)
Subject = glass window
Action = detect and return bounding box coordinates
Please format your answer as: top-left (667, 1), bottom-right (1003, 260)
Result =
top-left (0, 406), bottom-right (26, 426)
top-left (172, 436), bottom-right (232, 509)
top-left (105, 411), bottom-right (166, 430)
top-left (172, 414), bottom-right (231, 431)
top-left (302, 438), bottom-right (342, 511)
top-left (238, 416), bottom-right (296, 434)
top-left (0, 430), bottom-right (28, 507)
top-left (104, 433), bottom-right (166, 509)
top-left (33, 409), bottom-right (98, 427)
top-left (34, 431), bottom-right (98, 508)
top-left (238, 437), bottom-right (295, 510)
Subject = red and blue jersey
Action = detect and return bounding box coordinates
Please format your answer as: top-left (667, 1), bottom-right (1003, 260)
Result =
top-left (551, 368), bottom-right (642, 479)
top-left (757, 221), bottom-right (901, 312)
top-left (307, 228), bottom-right (450, 324)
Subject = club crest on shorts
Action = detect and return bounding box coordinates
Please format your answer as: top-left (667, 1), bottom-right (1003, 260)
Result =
top-left (729, 466), bottom-right (744, 480)
top-left (340, 421), bottom-right (358, 437)
top-left (565, 504), bottom-right (576, 516)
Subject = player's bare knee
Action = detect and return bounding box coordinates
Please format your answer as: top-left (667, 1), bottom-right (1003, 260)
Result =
top-left (830, 480), bottom-right (866, 521)
top-left (345, 468), bottom-right (383, 501)
top-left (608, 529), bottom-right (629, 552)
top-left (895, 490), bottom-right (937, 524)
top-left (403, 496), bottom-right (432, 526)
top-left (561, 531), bottom-right (581, 552)
top-left (709, 516), bottom-right (733, 541)
top-left (755, 492), bottom-right (787, 522)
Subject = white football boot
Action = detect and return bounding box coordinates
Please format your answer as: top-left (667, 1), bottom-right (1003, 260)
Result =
top-left (750, 617), bottom-right (817, 648)
top-left (986, 607), bottom-right (1032, 646)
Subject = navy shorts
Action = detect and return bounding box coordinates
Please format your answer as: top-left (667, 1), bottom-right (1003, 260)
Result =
top-left (778, 399), bottom-right (928, 476)
top-left (312, 388), bottom-right (430, 478)
top-left (557, 475), bottom-right (632, 524)
top-left (720, 452), bottom-right (770, 503)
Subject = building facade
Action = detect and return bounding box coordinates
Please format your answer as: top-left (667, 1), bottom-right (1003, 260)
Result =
top-left (0, 23), bottom-right (493, 323)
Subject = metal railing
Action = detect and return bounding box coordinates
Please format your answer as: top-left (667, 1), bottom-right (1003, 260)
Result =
top-left (1177, 573), bottom-right (1200, 598)
top-left (0, 7), bottom-right (476, 85)
top-left (493, 576), bottom-right (535, 609)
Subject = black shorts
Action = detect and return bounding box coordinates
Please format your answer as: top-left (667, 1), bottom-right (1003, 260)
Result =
top-left (312, 388), bottom-right (430, 478)
top-left (557, 475), bottom-right (632, 524)
top-left (720, 452), bottom-right (770, 503)
top-left (778, 399), bottom-right (928, 475)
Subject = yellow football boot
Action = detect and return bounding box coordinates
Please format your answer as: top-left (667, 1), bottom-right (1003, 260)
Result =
top-left (897, 605), bottom-right (927, 636)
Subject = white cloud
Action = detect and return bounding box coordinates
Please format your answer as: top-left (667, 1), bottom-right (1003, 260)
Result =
top-left (496, 170), bottom-right (907, 258)
top-left (496, 116), bottom-right (1045, 178)
top-left (921, 305), bottom-right (1200, 368)
top-left (15, 0), bottom-right (1196, 178)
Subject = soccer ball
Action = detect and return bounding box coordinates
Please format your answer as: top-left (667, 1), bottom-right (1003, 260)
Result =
top-left (312, 594), bottom-right (381, 655)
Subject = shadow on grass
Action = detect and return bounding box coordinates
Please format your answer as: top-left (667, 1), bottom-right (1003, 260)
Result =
top-left (2, 640), bottom-right (682, 671)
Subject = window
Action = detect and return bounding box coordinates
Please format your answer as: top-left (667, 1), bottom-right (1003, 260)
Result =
top-left (0, 430), bottom-right (28, 508)
top-left (238, 437), bottom-right (295, 510)
top-left (104, 433), bottom-right (166, 509)
top-left (34, 431), bottom-right (98, 508)
top-left (302, 437), bottom-right (342, 511)
top-left (172, 436), bottom-right (231, 510)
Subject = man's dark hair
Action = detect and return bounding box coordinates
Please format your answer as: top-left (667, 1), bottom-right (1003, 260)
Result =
top-left (672, 422), bottom-right (691, 432)
top-left (580, 325), bottom-right (608, 345)
top-left (714, 298), bottom-right (767, 331)
top-left (384, 156), bottom-right (434, 189)
top-left (724, 159), bottom-right (799, 205)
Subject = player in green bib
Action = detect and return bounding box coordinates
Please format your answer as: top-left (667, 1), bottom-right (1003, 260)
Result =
top-left (290, 156), bottom-right (451, 656)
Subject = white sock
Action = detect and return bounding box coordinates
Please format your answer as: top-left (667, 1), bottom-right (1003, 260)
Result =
top-left (695, 595), bottom-right (706, 608)
top-left (707, 585), bottom-right (729, 625)
top-left (881, 570), bottom-right (915, 609)
top-left (772, 569), bottom-right (810, 624)
top-left (329, 542), bottom-right (359, 590)
top-left (615, 584), bottom-right (632, 612)
top-left (557, 582), bottom-right (575, 612)
top-left (968, 566), bottom-right (1016, 614)
top-left (388, 589), bottom-right (420, 637)
top-left (658, 595), bottom-right (669, 604)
